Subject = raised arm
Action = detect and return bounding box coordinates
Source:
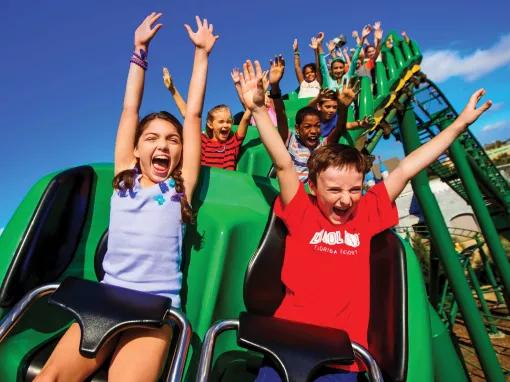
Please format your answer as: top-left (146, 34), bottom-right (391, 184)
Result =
top-left (115, 12), bottom-right (163, 176)
top-left (326, 78), bottom-right (360, 144)
top-left (293, 38), bottom-right (304, 84)
top-left (181, 16), bottom-right (219, 200)
top-left (269, 55), bottom-right (289, 142)
top-left (231, 68), bottom-right (247, 109)
top-left (239, 60), bottom-right (299, 205)
top-left (385, 89), bottom-right (492, 201)
top-left (236, 109), bottom-right (252, 139)
top-left (372, 21), bottom-right (383, 60)
top-left (163, 67), bottom-right (187, 118)
top-left (312, 32), bottom-right (325, 85)
top-left (346, 24), bottom-right (371, 79)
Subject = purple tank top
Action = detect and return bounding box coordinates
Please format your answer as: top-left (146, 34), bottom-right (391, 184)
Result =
top-left (102, 175), bottom-right (184, 308)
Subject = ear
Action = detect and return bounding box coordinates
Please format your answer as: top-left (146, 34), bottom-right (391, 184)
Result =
top-left (133, 146), bottom-right (140, 159)
top-left (308, 180), bottom-right (317, 196)
top-left (206, 120), bottom-right (213, 129)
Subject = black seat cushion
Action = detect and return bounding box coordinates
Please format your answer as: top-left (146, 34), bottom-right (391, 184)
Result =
top-left (48, 277), bottom-right (171, 357)
top-left (368, 231), bottom-right (407, 381)
top-left (94, 230), bottom-right (109, 281)
top-left (243, 213), bottom-right (287, 316)
top-left (0, 166), bottom-right (94, 307)
top-left (238, 312), bottom-right (354, 382)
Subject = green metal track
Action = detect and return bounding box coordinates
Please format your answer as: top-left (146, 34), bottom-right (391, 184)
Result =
top-left (407, 80), bottom-right (510, 231)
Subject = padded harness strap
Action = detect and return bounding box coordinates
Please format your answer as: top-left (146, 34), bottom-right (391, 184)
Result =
top-left (48, 277), bottom-right (171, 358)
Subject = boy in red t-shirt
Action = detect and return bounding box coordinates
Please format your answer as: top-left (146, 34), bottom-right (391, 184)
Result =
top-left (237, 59), bottom-right (492, 381)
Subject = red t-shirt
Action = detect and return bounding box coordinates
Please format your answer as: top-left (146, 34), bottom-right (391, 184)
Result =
top-left (200, 132), bottom-right (244, 170)
top-left (273, 182), bottom-right (398, 371)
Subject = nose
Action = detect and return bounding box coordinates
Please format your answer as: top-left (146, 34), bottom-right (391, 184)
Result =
top-left (157, 139), bottom-right (169, 151)
top-left (338, 192), bottom-right (352, 208)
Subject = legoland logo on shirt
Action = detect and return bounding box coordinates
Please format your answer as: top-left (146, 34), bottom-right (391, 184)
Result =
top-left (309, 229), bottom-right (360, 248)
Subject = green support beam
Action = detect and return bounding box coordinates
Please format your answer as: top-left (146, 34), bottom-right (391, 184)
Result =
top-left (399, 106), bottom-right (505, 382)
top-left (439, 122), bottom-right (510, 307)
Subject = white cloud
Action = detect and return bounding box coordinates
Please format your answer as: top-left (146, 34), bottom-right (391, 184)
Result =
top-left (489, 102), bottom-right (505, 112)
top-left (421, 34), bottom-right (510, 83)
top-left (481, 120), bottom-right (510, 132)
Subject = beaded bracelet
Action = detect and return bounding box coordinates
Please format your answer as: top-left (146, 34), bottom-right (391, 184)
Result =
top-left (130, 48), bottom-right (148, 70)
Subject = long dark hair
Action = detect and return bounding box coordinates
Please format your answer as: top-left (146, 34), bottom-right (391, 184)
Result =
top-left (112, 111), bottom-right (195, 224)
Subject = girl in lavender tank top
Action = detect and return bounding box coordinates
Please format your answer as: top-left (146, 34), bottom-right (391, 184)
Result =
top-left (36, 13), bottom-right (219, 382)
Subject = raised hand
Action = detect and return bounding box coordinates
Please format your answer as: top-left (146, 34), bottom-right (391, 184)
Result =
top-left (327, 40), bottom-right (336, 53)
top-left (318, 88), bottom-right (336, 103)
top-left (262, 70), bottom-right (269, 91)
top-left (358, 115), bottom-right (375, 129)
top-left (316, 32), bottom-right (325, 44)
top-left (361, 24), bottom-right (372, 40)
top-left (373, 21), bottom-right (383, 40)
top-left (338, 77), bottom-right (360, 107)
top-left (239, 60), bottom-right (266, 111)
top-left (269, 55), bottom-right (285, 85)
top-left (352, 30), bottom-right (359, 39)
top-left (293, 38), bottom-right (299, 53)
top-left (134, 12), bottom-right (163, 50)
top-left (162, 67), bottom-right (174, 90)
top-left (309, 36), bottom-right (319, 50)
top-left (457, 89), bottom-right (492, 126)
top-left (184, 16), bottom-right (219, 54)
top-left (231, 67), bottom-right (241, 84)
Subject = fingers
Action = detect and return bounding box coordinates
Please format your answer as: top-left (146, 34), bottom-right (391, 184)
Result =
top-left (149, 12), bottom-right (163, 26)
top-left (183, 24), bottom-right (192, 36)
top-left (254, 60), bottom-right (263, 79)
top-left (151, 23), bottom-right (163, 37)
top-left (163, 67), bottom-right (169, 76)
top-left (479, 100), bottom-right (493, 113)
top-left (195, 15), bottom-right (202, 29)
top-left (246, 59), bottom-right (256, 78)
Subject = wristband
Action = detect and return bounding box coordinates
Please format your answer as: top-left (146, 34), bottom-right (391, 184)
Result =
top-left (294, 51), bottom-right (300, 56)
top-left (130, 48), bottom-right (148, 70)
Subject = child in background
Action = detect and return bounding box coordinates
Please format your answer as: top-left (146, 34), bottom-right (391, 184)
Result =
top-left (35, 13), bottom-right (218, 382)
top-left (308, 88), bottom-right (374, 138)
top-left (162, 66), bottom-right (187, 118)
top-left (162, 66), bottom-right (250, 171)
top-left (200, 102), bottom-right (250, 170)
top-left (268, 56), bottom-right (358, 183)
top-left (292, 38), bottom-right (322, 98)
top-left (237, 58), bottom-right (491, 382)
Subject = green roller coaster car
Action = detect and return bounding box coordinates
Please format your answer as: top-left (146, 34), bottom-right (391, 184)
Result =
top-left (0, 163), bottom-right (466, 381)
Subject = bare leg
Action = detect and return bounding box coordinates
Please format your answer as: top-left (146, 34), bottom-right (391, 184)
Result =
top-left (108, 324), bottom-right (173, 382)
top-left (34, 322), bottom-right (118, 382)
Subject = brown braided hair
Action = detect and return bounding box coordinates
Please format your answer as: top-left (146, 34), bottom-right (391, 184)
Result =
top-left (112, 111), bottom-right (195, 224)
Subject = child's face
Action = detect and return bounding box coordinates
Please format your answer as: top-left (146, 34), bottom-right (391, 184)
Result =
top-left (309, 166), bottom-right (364, 224)
top-left (317, 100), bottom-right (338, 121)
top-left (331, 61), bottom-right (345, 80)
top-left (134, 118), bottom-right (182, 185)
top-left (207, 108), bottom-right (233, 143)
top-left (303, 67), bottom-right (316, 82)
top-left (295, 114), bottom-right (321, 149)
top-left (366, 46), bottom-right (376, 59)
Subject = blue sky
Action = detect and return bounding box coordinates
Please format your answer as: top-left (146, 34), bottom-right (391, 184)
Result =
top-left (1, 0), bottom-right (509, 229)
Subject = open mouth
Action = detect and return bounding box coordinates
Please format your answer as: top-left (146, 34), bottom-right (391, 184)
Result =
top-left (307, 136), bottom-right (319, 146)
top-left (218, 128), bottom-right (230, 141)
top-left (333, 206), bottom-right (351, 219)
top-left (152, 155), bottom-right (170, 177)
